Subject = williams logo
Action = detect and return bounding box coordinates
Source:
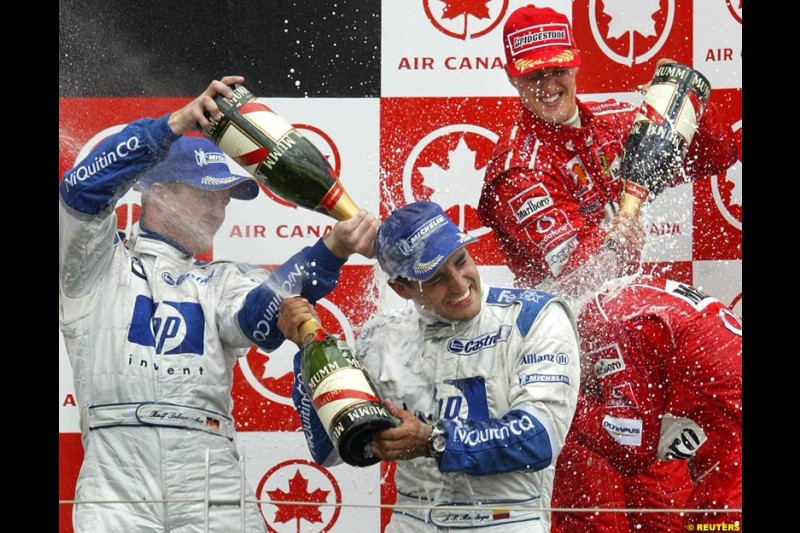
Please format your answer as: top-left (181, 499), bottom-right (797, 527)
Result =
top-left (128, 296), bottom-right (205, 355)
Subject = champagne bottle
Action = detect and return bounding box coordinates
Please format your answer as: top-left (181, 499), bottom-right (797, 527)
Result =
top-left (298, 319), bottom-right (397, 467)
top-left (201, 84), bottom-right (359, 221)
top-left (618, 63), bottom-right (712, 217)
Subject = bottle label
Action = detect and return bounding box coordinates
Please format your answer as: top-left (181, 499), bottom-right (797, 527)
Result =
top-left (633, 63), bottom-right (710, 146)
top-left (634, 84), bottom-right (699, 146)
top-left (308, 368), bottom-right (381, 440)
top-left (214, 102), bottom-right (296, 177)
top-left (331, 402), bottom-right (393, 444)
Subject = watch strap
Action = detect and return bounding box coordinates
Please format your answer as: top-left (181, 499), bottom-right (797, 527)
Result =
top-left (427, 421), bottom-right (447, 459)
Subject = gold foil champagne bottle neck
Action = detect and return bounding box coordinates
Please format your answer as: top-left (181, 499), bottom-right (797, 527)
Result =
top-left (298, 318), bottom-right (325, 347)
top-left (326, 187), bottom-right (360, 221)
top-left (618, 192), bottom-right (643, 218)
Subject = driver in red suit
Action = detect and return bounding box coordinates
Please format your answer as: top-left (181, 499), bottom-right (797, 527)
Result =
top-left (479, 5), bottom-right (739, 531)
top-left (571, 276), bottom-right (743, 529)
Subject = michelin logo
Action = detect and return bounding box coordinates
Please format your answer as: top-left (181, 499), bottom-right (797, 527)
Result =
top-left (398, 215), bottom-right (447, 254)
top-left (448, 326), bottom-right (512, 355)
top-left (519, 373), bottom-right (570, 385)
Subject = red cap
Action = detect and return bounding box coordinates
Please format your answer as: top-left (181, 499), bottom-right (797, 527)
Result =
top-left (503, 4), bottom-right (581, 77)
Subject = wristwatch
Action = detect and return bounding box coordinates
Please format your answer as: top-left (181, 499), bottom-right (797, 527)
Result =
top-left (427, 422), bottom-right (447, 459)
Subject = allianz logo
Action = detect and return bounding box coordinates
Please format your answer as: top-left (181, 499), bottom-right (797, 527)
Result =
top-left (522, 352), bottom-right (569, 365)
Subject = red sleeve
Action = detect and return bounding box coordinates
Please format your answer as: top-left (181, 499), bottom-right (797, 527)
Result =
top-left (680, 100), bottom-right (738, 181)
top-left (571, 315), bottom-right (671, 475)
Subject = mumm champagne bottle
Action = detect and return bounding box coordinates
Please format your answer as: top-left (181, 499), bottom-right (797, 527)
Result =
top-left (201, 84), bottom-right (359, 221)
top-left (202, 84), bottom-right (395, 465)
top-left (298, 319), bottom-right (396, 467)
top-left (618, 63), bottom-right (712, 217)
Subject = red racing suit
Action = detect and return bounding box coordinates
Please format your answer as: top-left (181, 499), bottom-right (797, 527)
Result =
top-left (551, 432), bottom-right (629, 532)
top-left (481, 97), bottom-right (737, 531)
top-left (571, 276), bottom-right (743, 528)
top-left (478, 98), bottom-right (738, 289)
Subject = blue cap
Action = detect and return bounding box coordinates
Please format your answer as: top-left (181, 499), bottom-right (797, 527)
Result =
top-left (135, 136), bottom-right (259, 200)
top-left (375, 202), bottom-right (478, 281)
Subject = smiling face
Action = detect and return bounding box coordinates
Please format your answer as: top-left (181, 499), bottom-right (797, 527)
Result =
top-left (389, 248), bottom-right (482, 323)
top-left (509, 66), bottom-right (579, 125)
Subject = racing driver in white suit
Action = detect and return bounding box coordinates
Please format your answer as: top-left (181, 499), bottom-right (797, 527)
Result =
top-left (278, 201), bottom-right (581, 532)
top-left (58, 75), bottom-right (379, 532)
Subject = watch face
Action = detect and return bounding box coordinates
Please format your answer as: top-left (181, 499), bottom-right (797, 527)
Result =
top-left (432, 434), bottom-right (446, 452)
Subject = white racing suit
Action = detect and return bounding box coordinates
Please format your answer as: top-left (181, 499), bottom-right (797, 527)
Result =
top-left (59, 115), bottom-right (348, 532)
top-left (293, 284), bottom-right (581, 532)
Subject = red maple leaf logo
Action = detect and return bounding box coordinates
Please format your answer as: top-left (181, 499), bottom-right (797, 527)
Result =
top-left (424, 0), bottom-right (507, 40)
top-left (267, 469), bottom-right (330, 528)
top-left (441, 0), bottom-right (490, 20)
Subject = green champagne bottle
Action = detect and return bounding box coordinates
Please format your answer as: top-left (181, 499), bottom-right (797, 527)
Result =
top-left (298, 319), bottom-right (396, 467)
top-left (201, 84), bottom-right (359, 221)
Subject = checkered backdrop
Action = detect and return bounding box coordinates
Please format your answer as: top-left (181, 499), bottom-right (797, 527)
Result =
top-left (59, 1), bottom-right (742, 531)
